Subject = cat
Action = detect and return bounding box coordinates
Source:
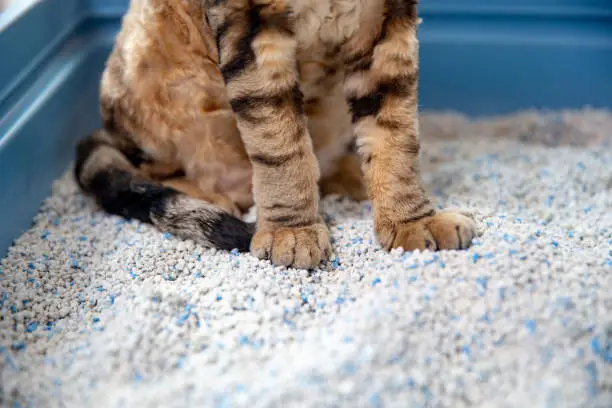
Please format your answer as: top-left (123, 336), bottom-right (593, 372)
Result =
top-left (74, 0), bottom-right (477, 269)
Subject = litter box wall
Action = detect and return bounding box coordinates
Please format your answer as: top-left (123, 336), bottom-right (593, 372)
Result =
top-left (1, 0), bottom-right (611, 255)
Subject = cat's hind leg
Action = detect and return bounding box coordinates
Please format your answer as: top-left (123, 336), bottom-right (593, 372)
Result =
top-left (319, 154), bottom-right (367, 202)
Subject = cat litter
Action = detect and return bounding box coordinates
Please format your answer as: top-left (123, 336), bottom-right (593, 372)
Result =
top-left (1, 109), bottom-right (611, 407)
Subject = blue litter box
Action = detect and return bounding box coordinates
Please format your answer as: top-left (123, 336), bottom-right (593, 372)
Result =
top-left (1, 0), bottom-right (611, 255)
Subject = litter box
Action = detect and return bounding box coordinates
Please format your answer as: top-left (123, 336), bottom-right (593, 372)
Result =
top-left (1, 0), bottom-right (611, 256)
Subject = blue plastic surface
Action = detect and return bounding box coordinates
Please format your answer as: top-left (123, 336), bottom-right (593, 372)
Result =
top-left (1, 0), bottom-right (612, 255)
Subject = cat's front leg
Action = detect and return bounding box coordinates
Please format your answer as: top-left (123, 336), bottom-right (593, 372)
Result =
top-left (206, 1), bottom-right (331, 268)
top-left (342, 2), bottom-right (477, 252)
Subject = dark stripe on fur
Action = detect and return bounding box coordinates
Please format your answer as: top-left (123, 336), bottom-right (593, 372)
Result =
top-left (347, 75), bottom-right (417, 123)
top-left (219, 6), bottom-right (294, 84)
top-left (229, 85), bottom-right (304, 122)
top-left (250, 148), bottom-right (303, 167)
top-left (385, 0), bottom-right (419, 19)
top-left (345, 54), bottom-right (373, 74)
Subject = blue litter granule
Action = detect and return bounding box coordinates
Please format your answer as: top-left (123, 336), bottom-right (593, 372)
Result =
top-left (462, 345), bottom-right (471, 359)
top-left (585, 362), bottom-right (598, 398)
top-left (471, 253), bottom-right (481, 263)
top-left (108, 294), bottom-right (115, 305)
top-left (92, 317), bottom-right (100, 323)
top-left (343, 362), bottom-right (359, 375)
top-left (343, 336), bottom-right (354, 343)
top-left (475, 276), bottom-right (488, 291)
top-left (133, 372), bottom-right (144, 383)
top-left (193, 312), bottom-right (201, 328)
top-left (368, 392), bottom-right (380, 407)
top-left (162, 232), bottom-right (173, 239)
top-left (215, 294), bottom-right (223, 301)
top-left (371, 277), bottom-right (381, 286)
top-left (129, 270), bottom-right (137, 279)
top-left (26, 322), bottom-right (39, 333)
top-left (11, 342), bottom-right (25, 351)
top-left (545, 195), bottom-right (554, 207)
top-left (176, 312), bottom-right (190, 326)
top-left (583, 205), bottom-right (593, 214)
top-left (283, 317), bottom-right (296, 329)
top-left (591, 336), bottom-right (612, 363)
top-left (525, 320), bottom-right (537, 334)
top-left (330, 256), bottom-right (340, 269)
top-left (421, 385), bottom-right (433, 401)
top-left (503, 233), bottom-right (517, 243)
top-left (239, 335), bottom-right (250, 345)
top-left (423, 255), bottom-right (438, 266)
top-left (96, 286), bottom-right (105, 292)
top-left (551, 241), bottom-right (559, 248)
top-left (556, 296), bottom-right (575, 310)
top-left (479, 313), bottom-right (491, 323)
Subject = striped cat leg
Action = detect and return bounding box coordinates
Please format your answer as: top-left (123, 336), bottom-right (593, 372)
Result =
top-left (343, 1), bottom-right (477, 251)
top-left (206, 1), bottom-right (331, 268)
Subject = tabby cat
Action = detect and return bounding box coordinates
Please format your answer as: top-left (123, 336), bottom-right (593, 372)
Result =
top-left (75, 0), bottom-right (477, 269)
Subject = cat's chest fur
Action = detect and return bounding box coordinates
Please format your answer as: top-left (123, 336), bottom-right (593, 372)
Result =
top-left (290, 0), bottom-right (383, 58)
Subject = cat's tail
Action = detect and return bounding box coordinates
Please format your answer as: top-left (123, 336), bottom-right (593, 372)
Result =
top-left (73, 130), bottom-right (254, 252)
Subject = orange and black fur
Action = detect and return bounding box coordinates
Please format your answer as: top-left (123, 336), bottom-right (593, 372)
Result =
top-left (75, 0), bottom-right (477, 269)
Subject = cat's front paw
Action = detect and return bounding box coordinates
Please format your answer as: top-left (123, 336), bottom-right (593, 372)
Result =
top-left (376, 211), bottom-right (477, 252)
top-left (251, 222), bottom-right (332, 269)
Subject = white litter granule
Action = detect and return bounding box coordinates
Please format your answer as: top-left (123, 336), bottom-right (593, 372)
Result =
top-left (1, 109), bottom-right (611, 408)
